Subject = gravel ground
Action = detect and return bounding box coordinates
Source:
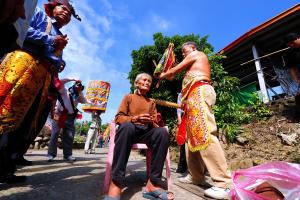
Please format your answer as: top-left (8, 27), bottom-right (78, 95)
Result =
top-left (0, 148), bottom-right (206, 200)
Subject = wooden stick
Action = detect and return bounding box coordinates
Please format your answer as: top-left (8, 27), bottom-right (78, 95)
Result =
top-left (151, 98), bottom-right (181, 109)
top-left (240, 47), bottom-right (290, 66)
top-left (153, 59), bottom-right (162, 88)
top-left (152, 60), bottom-right (158, 67)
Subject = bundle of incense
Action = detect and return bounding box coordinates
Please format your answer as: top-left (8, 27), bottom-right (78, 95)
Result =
top-left (151, 98), bottom-right (181, 109)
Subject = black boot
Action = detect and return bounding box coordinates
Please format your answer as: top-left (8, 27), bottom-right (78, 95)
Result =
top-left (0, 174), bottom-right (27, 184)
top-left (15, 156), bottom-right (32, 166)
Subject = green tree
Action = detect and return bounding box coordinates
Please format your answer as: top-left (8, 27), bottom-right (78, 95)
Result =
top-left (100, 123), bottom-right (109, 133)
top-left (129, 32), bottom-right (269, 142)
top-left (129, 33), bottom-right (213, 120)
top-left (75, 120), bottom-right (91, 135)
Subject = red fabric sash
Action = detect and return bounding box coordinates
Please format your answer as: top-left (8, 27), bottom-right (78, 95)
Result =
top-left (58, 108), bottom-right (68, 128)
top-left (177, 81), bottom-right (210, 145)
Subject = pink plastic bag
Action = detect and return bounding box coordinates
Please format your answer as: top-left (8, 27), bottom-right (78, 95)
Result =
top-left (230, 161), bottom-right (300, 200)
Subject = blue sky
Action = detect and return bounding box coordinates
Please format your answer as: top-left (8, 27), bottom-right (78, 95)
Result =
top-left (38, 0), bottom-right (299, 123)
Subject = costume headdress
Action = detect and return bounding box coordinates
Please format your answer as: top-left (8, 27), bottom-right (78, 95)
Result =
top-left (44, 0), bottom-right (81, 21)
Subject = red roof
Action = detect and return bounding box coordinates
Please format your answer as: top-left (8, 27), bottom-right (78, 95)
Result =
top-left (220, 3), bottom-right (300, 53)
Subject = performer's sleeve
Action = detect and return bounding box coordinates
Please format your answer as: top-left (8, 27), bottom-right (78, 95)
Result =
top-left (115, 95), bottom-right (133, 125)
top-left (25, 8), bottom-right (55, 46)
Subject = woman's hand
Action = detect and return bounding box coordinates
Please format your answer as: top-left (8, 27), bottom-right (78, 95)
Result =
top-left (132, 114), bottom-right (153, 123)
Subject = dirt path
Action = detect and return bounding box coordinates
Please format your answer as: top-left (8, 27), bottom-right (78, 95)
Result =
top-left (0, 148), bottom-right (208, 200)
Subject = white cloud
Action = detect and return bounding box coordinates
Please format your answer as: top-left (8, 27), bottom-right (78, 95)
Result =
top-left (129, 13), bottom-right (171, 39)
top-left (78, 2), bottom-right (112, 33)
top-left (152, 14), bottom-right (169, 30)
top-left (59, 0), bottom-right (131, 123)
top-left (130, 23), bottom-right (144, 37)
top-left (96, 16), bottom-right (111, 32)
top-left (99, 0), bottom-right (131, 20)
top-left (103, 38), bottom-right (115, 52)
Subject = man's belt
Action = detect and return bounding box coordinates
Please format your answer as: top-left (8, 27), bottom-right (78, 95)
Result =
top-left (188, 80), bottom-right (211, 95)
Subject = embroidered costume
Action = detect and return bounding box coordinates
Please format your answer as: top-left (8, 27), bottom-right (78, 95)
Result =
top-left (178, 72), bottom-right (217, 152)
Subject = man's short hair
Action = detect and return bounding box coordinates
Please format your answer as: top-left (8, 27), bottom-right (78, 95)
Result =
top-left (75, 81), bottom-right (85, 91)
top-left (283, 33), bottom-right (299, 44)
top-left (182, 41), bottom-right (198, 50)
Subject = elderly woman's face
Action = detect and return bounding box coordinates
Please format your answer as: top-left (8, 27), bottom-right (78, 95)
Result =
top-left (136, 75), bottom-right (152, 94)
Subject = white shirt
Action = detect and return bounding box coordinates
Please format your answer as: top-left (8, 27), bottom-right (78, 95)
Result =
top-left (13, 0), bottom-right (38, 47)
top-left (55, 83), bottom-right (87, 115)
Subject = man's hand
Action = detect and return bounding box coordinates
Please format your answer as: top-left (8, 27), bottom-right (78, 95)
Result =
top-left (132, 114), bottom-right (153, 123)
top-left (177, 117), bottom-right (182, 125)
top-left (0, 0), bottom-right (25, 24)
top-left (53, 114), bottom-right (60, 121)
top-left (158, 72), bottom-right (175, 81)
top-left (53, 35), bottom-right (68, 50)
top-left (181, 102), bottom-right (186, 111)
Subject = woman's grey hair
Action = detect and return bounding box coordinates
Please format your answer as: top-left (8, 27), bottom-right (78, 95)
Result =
top-left (182, 41), bottom-right (198, 50)
top-left (134, 73), bottom-right (152, 93)
top-left (134, 73), bottom-right (152, 84)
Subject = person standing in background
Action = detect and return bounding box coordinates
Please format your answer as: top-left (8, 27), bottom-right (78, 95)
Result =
top-left (47, 81), bottom-right (87, 162)
top-left (176, 92), bottom-right (188, 174)
top-left (84, 111), bottom-right (102, 154)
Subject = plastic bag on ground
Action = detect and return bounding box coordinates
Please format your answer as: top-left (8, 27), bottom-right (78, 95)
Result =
top-left (230, 161), bottom-right (300, 200)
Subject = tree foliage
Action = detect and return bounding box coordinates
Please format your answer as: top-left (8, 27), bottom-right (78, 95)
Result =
top-left (129, 33), bottom-right (213, 120)
top-left (129, 33), bottom-right (270, 142)
top-left (75, 121), bottom-right (91, 135)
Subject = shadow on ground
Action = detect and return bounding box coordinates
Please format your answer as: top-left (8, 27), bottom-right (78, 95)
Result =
top-left (0, 155), bottom-right (105, 200)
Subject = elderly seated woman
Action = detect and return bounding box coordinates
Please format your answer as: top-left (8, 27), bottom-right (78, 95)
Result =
top-left (104, 73), bottom-right (174, 200)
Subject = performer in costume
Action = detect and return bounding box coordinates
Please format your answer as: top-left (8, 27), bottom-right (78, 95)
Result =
top-left (13, 60), bottom-right (67, 166)
top-left (159, 42), bottom-right (231, 200)
top-left (0, 0), bottom-right (81, 137)
top-left (0, 0), bottom-right (80, 183)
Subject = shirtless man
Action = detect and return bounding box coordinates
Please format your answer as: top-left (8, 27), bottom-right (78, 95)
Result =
top-left (159, 42), bottom-right (231, 199)
top-left (286, 33), bottom-right (300, 49)
top-left (283, 33), bottom-right (300, 83)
